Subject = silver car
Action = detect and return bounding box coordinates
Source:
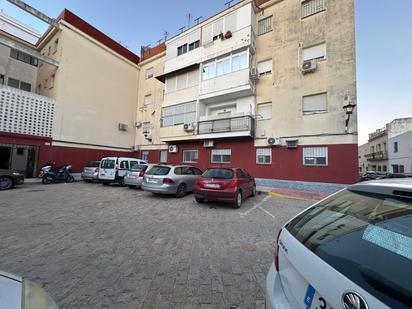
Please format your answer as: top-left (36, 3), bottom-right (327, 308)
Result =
top-left (81, 161), bottom-right (100, 182)
top-left (141, 165), bottom-right (203, 197)
top-left (124, 164), bottom-right (152, 189)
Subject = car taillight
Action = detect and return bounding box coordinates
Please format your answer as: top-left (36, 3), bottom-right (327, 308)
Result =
top-left (95, 167), bottom-right (99, 173)
top-left (274, 229), bottom-right (282, 272)
top-left (163, 178), bottom-right (174, 184)
top-left (139, 171), bottom-right (145, 177)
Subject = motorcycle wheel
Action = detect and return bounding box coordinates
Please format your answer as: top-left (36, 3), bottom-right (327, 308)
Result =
top-left (42, 177), bottom-right (52, 184)
top-left (67, 176), bottom-right (75, 183)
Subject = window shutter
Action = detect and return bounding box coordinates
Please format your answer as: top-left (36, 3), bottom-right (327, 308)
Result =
top-left (258, 104), bottom-right (272, 119)
top-left (303, 93), bottom-right (327, 113)
top-left (202, 24), bottom-right (213, 44)
top-left (225, 12), bottom-right (237, 32)
top-left (188, 29), bottom-right (200, 44)
top-left (257, 59), bottom-right (272, 74)
top-left (212, 149), bottom-right (231, 156)
top-left (302, 43), bottom-right (326, 61)
top-left (176, 74), bottom-right (187, 90)
top-left (187, 70), bottom-right (199, 87)
top-left (213, 18), bottom-right (224, 37)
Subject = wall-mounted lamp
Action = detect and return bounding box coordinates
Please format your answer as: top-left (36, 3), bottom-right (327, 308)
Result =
top-left (343, 102), bottom-right (357, 132)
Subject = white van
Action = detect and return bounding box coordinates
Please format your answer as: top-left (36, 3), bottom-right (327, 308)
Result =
top-left (98, 157), bottom-right (147, 186)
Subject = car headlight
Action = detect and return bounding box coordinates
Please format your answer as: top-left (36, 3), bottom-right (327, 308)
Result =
top-left (23, 278), bottom-right (58, 309)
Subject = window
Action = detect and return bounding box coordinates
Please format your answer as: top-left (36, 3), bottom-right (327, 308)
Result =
top-left (7, 78), bottom-right (19, 89)
top-left (166, 69), bottom-right (199, 93)
top-left (256, 148), bottom-right (272, 164)
top-left (160, 150), bottom-right (168, 163)
top-left (146, 166), bottom-right (170, 176)
top-left (257, 59), bottom-right (272, 76)
top-left (383, 165), bottom-right (387, 172)
top-left (145, 67), bottom-right (154, 79)
top-left (202, 62), bottom-right (216, 80)
top-left (394, 142), bottom-right (398, 153)
top-left (0, 74), bottom-right (4, 85)
top-left (211, 149), bottom-right (231, 164)
top-left (119, 160), bottom-right (129, 169)
top-left (202, 13), bottom-right (237, 44)
top-left (189, 40), bottom-right (200, 51)
top-left (50, 74), bottom-right (55, 89)
top-left (20, 81), bottom-right (31, 92)
top-left (232, 52), bottom-right (248, 72)
top-left (141, 151), bottom-right (149, 161)
top-left (162, 101), bottom-right (196, 127)
top-left (142, 122), bottom-right (151, 134)
top-left (176, 74), bottom-right (187, 90)
top-left (302, 43), bottom-right (326, 61)
top-left (16, 148), bottom-right (25, 155)
top-left (258, 15), bottom-right (272, 35)
top-left (183, 150), bottom-right (198, 163)
top-left (216, 57), bottom-right (231, 76)
top-left (303, 147), bottom-right (328, 166)
top-left (144, 94), bottom-right (152, 106)
top-left (303, 93), bottom-right (327, 114)
top-left (191, 167), bottom-right (203, 175)
top-left (9, 48), bottom-right (38, 66)
top-left (302, 0), bottom-right (326, 18)
top-left (400, 165), bottom-right (405, 173)
top-left (257, 103), bottom-right (272, 120)
top-left (177, 44), bottom-right (188, 56)
top-left (100, 159), bottom-right (115, 169)
top-left (202, 51), bottom-right (248, 81)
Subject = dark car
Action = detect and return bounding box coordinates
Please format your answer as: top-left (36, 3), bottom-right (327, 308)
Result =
top-left (194, 167), bottom-right (256, 208)
top-left (0, 169), bottom-right (24, 190)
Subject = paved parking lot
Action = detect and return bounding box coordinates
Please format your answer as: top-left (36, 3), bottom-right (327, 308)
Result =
top-left (0, 182), bottom-right (312, 309)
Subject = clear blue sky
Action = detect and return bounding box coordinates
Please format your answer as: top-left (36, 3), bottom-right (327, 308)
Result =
top-left (1, 0), bottom-right (411, 144)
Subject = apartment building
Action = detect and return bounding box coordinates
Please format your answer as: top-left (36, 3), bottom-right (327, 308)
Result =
top-left (0, 9), bottom-right (140, 175)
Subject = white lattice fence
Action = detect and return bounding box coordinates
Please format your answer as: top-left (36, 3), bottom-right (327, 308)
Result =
top-left (0, 85), bottom-right (55, 137)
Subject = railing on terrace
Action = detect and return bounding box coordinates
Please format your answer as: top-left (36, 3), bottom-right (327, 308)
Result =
top-left (365, 151), bottom-right (388, 161)
top-left (198, 115), bottom-right (255, 136)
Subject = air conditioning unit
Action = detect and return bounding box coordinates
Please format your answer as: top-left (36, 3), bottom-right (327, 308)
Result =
top-left (131, 145), bottom-right (140, 152)
top-left (118, 123), bottom-right (128, 131)
top-left (267, 137), bottom-right (281, 146)
top-left (168, 145), bottom-right (178, 153)
top-left (250, 67), bottom-right (259, 80)
top-left (286, 139), bottom-right (298, 149)
top-left (203, 140), bottom-right (215, 148)
top-left (183, 123), bottom-right (194, 132)
top-left (302, 60), bottom-right (317, 74)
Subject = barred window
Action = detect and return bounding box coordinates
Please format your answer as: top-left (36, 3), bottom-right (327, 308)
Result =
top-left (141, 151), bottom-right (149, 161)
top-left (211, 149), bottom-right (231, 164)
top-left (160, 150), bottom-right (168, 163)
top-left (162, 101), bottom-right (196, 127)
top-left (258, 16), bottom-right (272, 35)
top-left (303, 147), bottom-right (328, 166)
top-left (9, 48), bottom-right (38, 66)
top-left (302, 0), bottom-right (326, 18)
top-left (183, 150), bottom-right (198, 163)
top-left (256, 148), bottom-right (272, 165)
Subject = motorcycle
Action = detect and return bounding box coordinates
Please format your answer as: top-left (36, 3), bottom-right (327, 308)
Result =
top-left (42, 165), bottom-right (75, 184)
top-left (38, 161), bottom-right (56, 178)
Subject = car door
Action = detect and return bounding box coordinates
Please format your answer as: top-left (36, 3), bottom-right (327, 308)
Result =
top-left (187, 167), bottom-right (202, 191)
top-left (237, 169), bottom-right (250, 197)
top-left (118, 160), bottom-right (129, 178)
top-left (241, 168), bottom-right (254, 196)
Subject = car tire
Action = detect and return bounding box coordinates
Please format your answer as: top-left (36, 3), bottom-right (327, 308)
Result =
top-left (176, 183), bottom-right (187, 198)
top-left (102, 182), bottom-right (110, 186)
top-left (84, 179), bottom-right (92, 183)
top-left (0, 177), bottom-right (13, 190)
top-left (118, 178), bottom-right (125, 187)
top-left (128, 185), bottom-right (136, 189)
top-left (234, 191), bottom-right (242, 208)
top-left (195, 197), bottom-right (204, 204)
top-left (251, 185), bottom-right (257, 197)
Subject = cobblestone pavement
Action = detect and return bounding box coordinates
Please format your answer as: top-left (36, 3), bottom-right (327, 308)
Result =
top-left (0, 182), bottom-right (312, 309)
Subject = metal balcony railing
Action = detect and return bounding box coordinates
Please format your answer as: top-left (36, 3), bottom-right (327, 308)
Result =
top-left (198, 115), bottom-right (255, 136)
top-left (365, 151), bottom-right (388, 161)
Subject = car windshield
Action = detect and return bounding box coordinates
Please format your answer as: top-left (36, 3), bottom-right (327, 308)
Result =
top-left (146, 166), bottom-right (170, 176)
top-left (202, 169), bottom-right (233, 179)
top-left (100, 159), bottom-right (115, 169)
top-left (130, 163), bottom-right (147, 171)
top-left (85, 161), bottom-right (100, 168)
top-left (286, 189), bottom-right (412, 309)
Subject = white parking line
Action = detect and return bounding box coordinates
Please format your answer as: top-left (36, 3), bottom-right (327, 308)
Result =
top-left (239, 195), bottom-right (270, 216)
top-left (258, 206), bottom-right (275, 219)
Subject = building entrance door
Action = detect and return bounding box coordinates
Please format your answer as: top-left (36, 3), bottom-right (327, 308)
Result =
top-left (0, 144), bottom-right (39, 177)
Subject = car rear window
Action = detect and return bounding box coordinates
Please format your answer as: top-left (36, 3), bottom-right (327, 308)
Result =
top-left (130, 163), bottom-right (147, 171)
top-left (100, 159), bottom-right (115, 169)
top-left (286, 189), bottom-right (412, 309)
top-left (146, 166), bottom-right (170, 176)
top-left (85, 161), bottom-right (100, 168)
top-left (202, 169), bottom-right (233, 179)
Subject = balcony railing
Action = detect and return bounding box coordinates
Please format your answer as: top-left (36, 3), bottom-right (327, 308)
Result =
top-left (365, 151), bottom-right (388, 161)
top-left (198, 115), bottom-right (255, 136)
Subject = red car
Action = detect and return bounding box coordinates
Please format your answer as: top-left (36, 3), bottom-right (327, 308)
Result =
top-left (194, 167), bottom-right (256, 208)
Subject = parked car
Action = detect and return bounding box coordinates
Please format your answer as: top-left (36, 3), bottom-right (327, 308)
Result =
top-left (359, 171), bottom-right (387, 182)
top-left (0, 270), bottom-right (58, 308)
top-left (193, 168), bottom-right (256, 208)
top-left (0, 169), bottom-right (24, 190)
top-left (141, 165), bottom-right (202, 197)
top-left (81, 160), bottom-right (100, 182)
top-left (124, 163), bottom-right (153, 189)
top-left (266, 178), bottom-right (412, 309)
top-left (98, 157), bottom-right (147, 186)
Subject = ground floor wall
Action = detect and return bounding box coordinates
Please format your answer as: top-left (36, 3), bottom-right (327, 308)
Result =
top-left (142, 138), bottom-right (359, 184)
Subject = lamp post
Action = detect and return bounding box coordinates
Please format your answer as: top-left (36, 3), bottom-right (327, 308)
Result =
top-left (343, 102), bottom-right (357, 133)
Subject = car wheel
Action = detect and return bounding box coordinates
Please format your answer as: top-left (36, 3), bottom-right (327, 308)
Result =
top-left (102, 182), bottom-right (110, 186)
top-left (251, 185), bottom-right (257, 197)
top-left (84, 179), bottom-right (92, 183)
top-left (176, 183), bottom-right (187, 198)
top-left (42, 177), bottom-right (52, 185)
top-left (234, 191), bottom-right (242, 208)
top-left (0, 177), bottom-right (13, 190)
top-left (128, 185), bottom-right (136, 189)
top-left (195, 197), bottom-right (204, 204)
top-left (118, 178), bottom-right (125, 187)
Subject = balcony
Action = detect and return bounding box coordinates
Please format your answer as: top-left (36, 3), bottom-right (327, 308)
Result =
top-left (368, 127), bottom-right (387, 142)
top-left (365, 151), bottom-right (388, 161)
top-left (197, 115), bottom-right (255, 139)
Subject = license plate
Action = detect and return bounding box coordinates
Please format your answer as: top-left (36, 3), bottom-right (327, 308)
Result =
top-left (147, 178), bottom-right (158, 183)
top-left (304, 285), bottom-right (332, 309)
top-left (204, 183), bottom-right (220, 189)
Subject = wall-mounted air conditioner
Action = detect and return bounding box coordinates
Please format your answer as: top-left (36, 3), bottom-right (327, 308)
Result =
top-left (250, 67), bottom-right (259, 80)
top-left (267, 137), bottom-right (281, 146)
top-left (302, 60), bottom-right (317, 74)
top-left (203, 140), bottom-right (214, 148)
top-left (184, 123), bottom-right (195, 132)
top-left (169, 145), bottom-right (178, 153)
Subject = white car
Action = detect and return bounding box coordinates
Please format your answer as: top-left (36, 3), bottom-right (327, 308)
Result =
top-left (0, 270), bottom-right (58, 308)
top-left (266, 179), bottom-right (412, 309)
top-left (98, 157), bottom-right (147, 186)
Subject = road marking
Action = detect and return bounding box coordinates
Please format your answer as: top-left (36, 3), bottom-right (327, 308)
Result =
top-left (258, 206), bottom-right (275, 219)
top-left (268, 191), bottom-right (315, 201)
top-left (240, 195), bottom-right (270, 216)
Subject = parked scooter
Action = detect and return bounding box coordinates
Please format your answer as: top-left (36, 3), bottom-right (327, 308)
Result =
top-left (38, 161), bottom-right (56, 178)
top-left (42, 165), bottom-right (75, 184)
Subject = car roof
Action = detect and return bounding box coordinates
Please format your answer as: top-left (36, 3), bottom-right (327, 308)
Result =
top-left (348, 178), bottom-right (412, 198)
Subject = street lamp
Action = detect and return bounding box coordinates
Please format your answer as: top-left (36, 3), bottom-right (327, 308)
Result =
top-left (343, 102), bottom-right (356, 132)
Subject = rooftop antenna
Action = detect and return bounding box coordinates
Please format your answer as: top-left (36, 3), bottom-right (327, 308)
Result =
top-left (163, 31), bottom-right (169, 42)
top-left (178, 26), bottom-right (185, 33)
top-left (157, 39), bottom-right (162, 45)
top-left (186, 13), bottom-right (192, 29)
top-left (194, 16), bottom-right (202, 25)
top-left (225, 0), bottom-right (234, 8)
